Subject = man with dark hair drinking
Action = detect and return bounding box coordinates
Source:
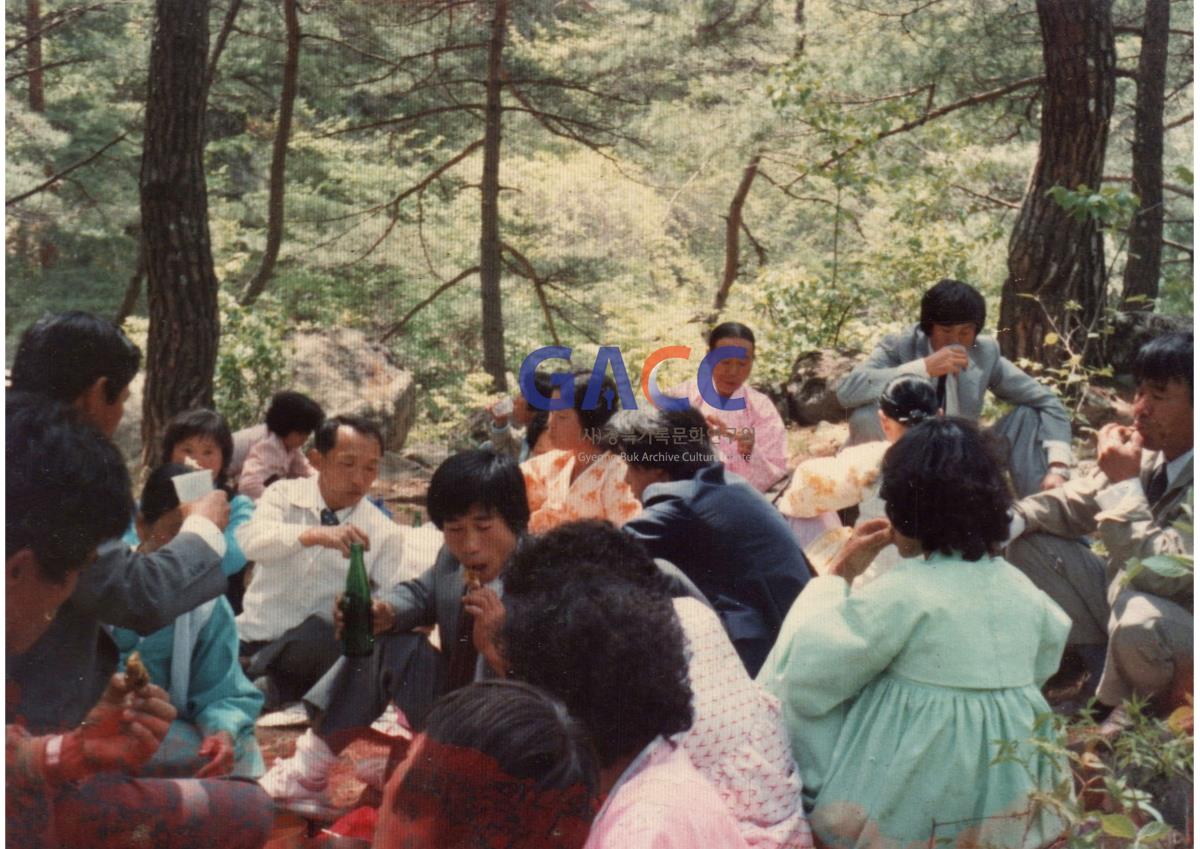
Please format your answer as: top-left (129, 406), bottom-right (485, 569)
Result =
top-left (1008, 331), bottom-right (1193, 723)
top-left (837, 279), bottom-right (1074, 496)
top-left (259, 447), bottom-right (529, 812)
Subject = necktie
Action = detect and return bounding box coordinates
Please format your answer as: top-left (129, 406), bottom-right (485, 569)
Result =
top-left (444, 603), bottom-right (478, 693)
top-left (1145, 464), bottom-right (1169, 506)
top-left (936, 375), bottom-right (947, 411)
top-left (320, 508), bottom-right (340, 526)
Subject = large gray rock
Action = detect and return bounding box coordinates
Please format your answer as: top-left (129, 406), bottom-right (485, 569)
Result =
top-left (784, 349), bottom-right (859, 426)
top-left (1106, 311), bottom-right (1192, 376)
top-left (115, 327), bottom-right (417, 461)
top-left (288, 328), bottom-right (416, 452)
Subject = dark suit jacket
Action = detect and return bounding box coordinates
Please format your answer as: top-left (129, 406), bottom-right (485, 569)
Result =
top-left (6, 532), bottom-right (225, 731)
top-left (623, 463), bottom-right (813, 676)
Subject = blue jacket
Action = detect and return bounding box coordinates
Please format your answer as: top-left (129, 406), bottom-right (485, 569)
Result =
top-left (623, 463), bottom-right (812, 676)
top-left (111, 597), bottom-right (263, 741)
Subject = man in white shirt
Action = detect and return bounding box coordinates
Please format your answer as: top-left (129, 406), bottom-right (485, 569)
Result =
top-left (237, 415), bottom-right (410, 707)
top-left (1007, 332), bottom-right (1193, 718)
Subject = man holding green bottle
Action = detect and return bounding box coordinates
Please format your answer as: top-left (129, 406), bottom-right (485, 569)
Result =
top-left (236, 415), bottom-right (411, 710)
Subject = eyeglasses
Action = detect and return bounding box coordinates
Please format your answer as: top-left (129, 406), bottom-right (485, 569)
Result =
top-left (320, 508), bottom-right (340, 526)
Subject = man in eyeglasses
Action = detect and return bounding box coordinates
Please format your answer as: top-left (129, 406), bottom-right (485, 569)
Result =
top-left (236, 415), bottom-right (411, 709)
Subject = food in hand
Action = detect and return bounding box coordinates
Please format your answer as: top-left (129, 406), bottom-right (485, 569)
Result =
top-left (464, 568), bottom-right (483, 591)
top-left (124, 651), bottom-right (150, 689)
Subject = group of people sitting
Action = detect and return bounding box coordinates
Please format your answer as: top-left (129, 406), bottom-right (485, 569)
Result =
top-left (5, 278), bottom-right (1192, 849)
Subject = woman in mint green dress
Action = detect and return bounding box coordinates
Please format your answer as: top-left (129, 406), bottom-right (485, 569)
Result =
top-left (758, 418), bottom-right (1070, 849)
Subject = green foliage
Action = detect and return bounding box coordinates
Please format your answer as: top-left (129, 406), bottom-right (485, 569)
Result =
top-left (1047, 185), bottom-right (1141, 228)
top-left (1123, 495), bottom-right (1194, 587)
top-left (213, 292), bottom-right (290, 430)
top-left (994, 702), bottom-right (1192, 848)
top-left (4, 0), bottom-right (1191, 439)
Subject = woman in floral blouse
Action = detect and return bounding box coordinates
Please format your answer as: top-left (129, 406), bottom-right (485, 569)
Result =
top-left (521, 370), bottom-right (641, 533)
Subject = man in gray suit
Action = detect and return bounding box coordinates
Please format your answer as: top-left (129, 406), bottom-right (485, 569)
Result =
top-left (1007, 332), bottom-right (1192, 720)
top-left (7, 312), bottom-right (230, 731)
top-left (837, 279), bottom-right (1074, 496)
top-left (259, 448), bottom-right (527, 810)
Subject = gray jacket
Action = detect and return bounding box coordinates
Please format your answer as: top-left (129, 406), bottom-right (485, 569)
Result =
top-left (6, 532), bottom-right (225, 732)
top-left (837, 324), bottom-right (1072, 449)
top-left (1016, 451), bottom-right (1193, 607)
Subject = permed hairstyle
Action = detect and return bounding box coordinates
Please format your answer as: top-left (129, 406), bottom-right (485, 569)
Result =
top-left (426, 448), bottom-right (530, 535)
top-left (160, 409), bottom-right (235, 488)
top-left (564, 368), bottom-right (620, 435)
top-left (138, 463), bottom-right (194, 526)
top-left (502, 523), bottom-right (693, 767)
top-left (879, 417), bottom-right (1011, 562)
top-left (1133, 331), bottom-right (1193, 396)
top-left (707, 321), bottom-right (756, 350)
top-left (11, 311), bottom-right (141, 404)
top-left (878, 375), bottom-right (939, 426)
top-left (607, 407), bottom-right (715, 481)
top-left (6, 392), bottom-right (132, 582)
top-left (502, 520), bottom-right (673, 598)
top-left (313, 414), bottom-right (385, 455)
top-left (919, 279), bottom-right (986, 335)
top-left (265, 391), bottom-right (325, 438)
top-left (421, 680), bottom-right (599, 795)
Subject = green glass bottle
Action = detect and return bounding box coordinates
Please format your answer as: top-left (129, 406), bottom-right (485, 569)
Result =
top-left (340, 542), bottom-right (374, 657)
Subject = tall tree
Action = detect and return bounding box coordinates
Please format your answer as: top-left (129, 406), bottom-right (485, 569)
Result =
top-left (999, 0), bottom-right (1116, 364)
top-left (480, 0), bottom-right (509, 390)
top-left (139, 0), bottom-right (220, 464)
top-left (25, 0), bottom-right (43, 112)
top-left (239, 0), bottom-right (299, 307)
top-left (1120, 0), bottom-right (1170, 310)
top-left (712, 152), bottom-right (761, 316)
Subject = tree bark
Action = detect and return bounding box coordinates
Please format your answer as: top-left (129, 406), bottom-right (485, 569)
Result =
top-left (712, 152), bottom-right (761, 315)
top-left (999, 0), bottom-right (1115, 364)
top-left (139, 0), bottom-right (220, 465)
top-left (1120, 0), bottom-right (1169, 310)
top-left (479, 0), bottom-right (508, 391)
top-left (794, 0), bottom-right (806, 56)
top-left (26, 0), bottom-right (44, 112)
top-left (114, 238), bottom-right (146, 325)
top-left (239, 0), bottom-right (299, 306)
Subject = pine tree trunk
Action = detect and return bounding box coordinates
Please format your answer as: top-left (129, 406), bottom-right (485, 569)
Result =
top-left (479, 0), bottom-right (509, 392)
top-left (114, 238), bottom-right (146, 325)
top-left (999, 0), bottom-right (1115, 364)
top-left (1120, 0), bottom-right (1169, 311)
top-left (139, 0), bottom-right (220, 465)
top-left (712, 152), bottom-right (760, 315)
top-left (26, 0), bottom-right (44, 112)
top-left (240, 0), bottom-right (299, 307)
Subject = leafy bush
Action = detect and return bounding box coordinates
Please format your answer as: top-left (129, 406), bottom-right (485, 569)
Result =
top-left (213, 291), bottom-right (290, 430)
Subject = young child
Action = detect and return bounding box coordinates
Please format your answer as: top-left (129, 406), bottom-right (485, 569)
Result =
top-left (114, 463), bottom-right (265, 778)
top-left (161, 408), bottom-right (257, 611)
top-left (235, 391), bottom-right (325, 499)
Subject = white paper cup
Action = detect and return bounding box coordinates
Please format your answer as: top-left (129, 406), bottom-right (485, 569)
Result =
top-left (172, 469), bottom-right (215, 503)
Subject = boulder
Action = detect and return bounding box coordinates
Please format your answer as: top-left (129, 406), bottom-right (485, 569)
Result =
top-left (784, 350), bottom-right (860, 426)
top-left (115, 327), bottom-right (417, 462)
top-left (288, 328), bottom-right (416, 452)
top-left (1106, 311), bottom-right (1192, 376)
